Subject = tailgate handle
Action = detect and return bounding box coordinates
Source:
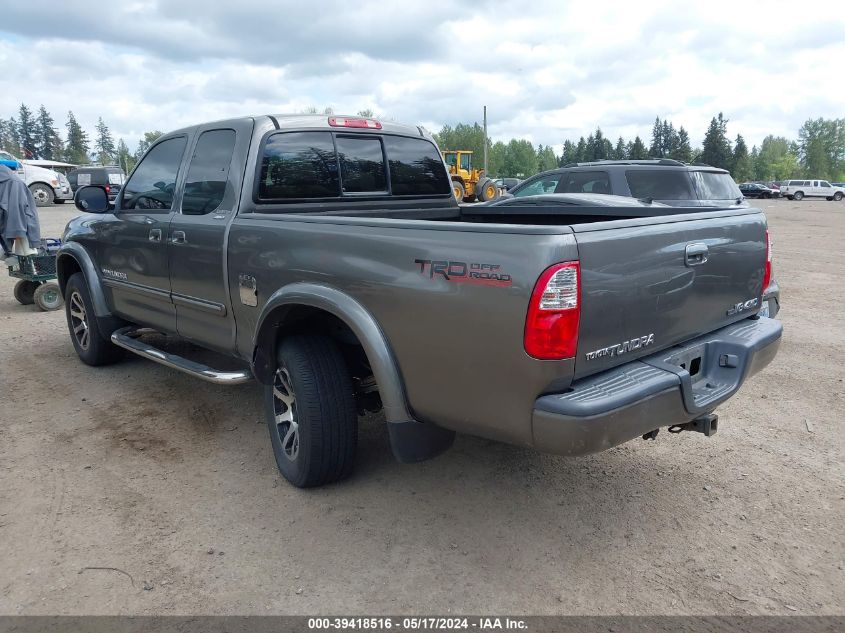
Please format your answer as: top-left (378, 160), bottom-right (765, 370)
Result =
top-left (685, 243), bottom-right (708, 266)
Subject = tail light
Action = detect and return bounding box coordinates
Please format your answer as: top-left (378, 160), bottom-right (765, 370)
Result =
top-left (104, 185), bottom-right (111, 194)
top-left (762, 229), bottom-right (772, 291)
top-left (524, 262), bottom-right (581, 359)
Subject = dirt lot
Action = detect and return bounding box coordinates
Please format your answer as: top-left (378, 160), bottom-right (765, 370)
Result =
top-left (0, 199), bottom-right (842, 616)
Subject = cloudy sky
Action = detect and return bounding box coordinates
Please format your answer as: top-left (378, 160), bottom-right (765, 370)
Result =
top-left (1, 0), bottom-right (843, 155)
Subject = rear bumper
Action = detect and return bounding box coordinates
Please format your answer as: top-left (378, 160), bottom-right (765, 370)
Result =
top-left (531, 316), bottom-right (782, 456)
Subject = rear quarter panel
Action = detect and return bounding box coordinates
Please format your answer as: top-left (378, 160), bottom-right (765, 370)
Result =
top-left (227, 215), bottom-right (578, 445)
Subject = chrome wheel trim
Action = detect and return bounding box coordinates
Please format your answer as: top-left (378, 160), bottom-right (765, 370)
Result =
top-left (69, 290), bottom-right (90, 350)
top-left (31, 185), bottom-right (50, 204)
top-left (272, 367), bottom-right (299, 461)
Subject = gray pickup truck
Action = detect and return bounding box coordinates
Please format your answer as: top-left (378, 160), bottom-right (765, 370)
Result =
top-left (59, 114), bottom-right (782, 487)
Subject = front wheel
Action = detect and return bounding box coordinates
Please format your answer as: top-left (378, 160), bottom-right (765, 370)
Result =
top-left (264, 335), bottom-right (358, 488)
top-left (452, 180), bottom-right (466, 202)
top-left (64, 273), bottom-right (123, 366)
top-left (29, 183), bottom-right (53, 207)
top-left (834, 192), bottom-right (844, 201)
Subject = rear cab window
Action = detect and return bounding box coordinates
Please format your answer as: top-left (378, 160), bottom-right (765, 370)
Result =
top-left (691, 171), bottom-right (742, 200)
top-left (625, 170), bottom-right (695, 200)
top-left (256, 132), bottom-right (449, 203)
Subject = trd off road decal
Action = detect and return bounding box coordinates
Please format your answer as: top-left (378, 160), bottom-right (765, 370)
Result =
top-left (414, 259), bottom-right (512, 287)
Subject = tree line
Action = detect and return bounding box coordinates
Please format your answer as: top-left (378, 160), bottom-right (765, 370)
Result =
top-left (435, 114), bottom-right (845, 182)
top-left (0, 103), bottom-right (162, 174)
top-left (3, 102), bottom-right (842, 183)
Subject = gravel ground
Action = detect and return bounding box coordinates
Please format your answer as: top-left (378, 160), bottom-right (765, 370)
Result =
top-left (0, 199), bottom-right (842, 616)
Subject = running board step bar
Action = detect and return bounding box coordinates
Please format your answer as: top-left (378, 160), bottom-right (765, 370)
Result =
top-left (111, 326), bottom-right (253, 385)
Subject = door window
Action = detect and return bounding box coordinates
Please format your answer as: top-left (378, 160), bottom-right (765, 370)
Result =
top-left (556, 171), bottom-right (611, 194)
top-left (820, 181), bottom-right (831, 187)
top-left (626, 170), bottom-right (695, 199)
top-left (121, 137), bottom-right (187, 211)
top-left (459, 153), bottom-right (471, 170)
top-left (181, 130), bottom-right (237, 215)
top-left (512, 174), bottom-right (562, 197)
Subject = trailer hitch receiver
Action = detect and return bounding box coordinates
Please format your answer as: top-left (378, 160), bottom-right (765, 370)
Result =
top-left (668, 413), bottom-right (718, 437)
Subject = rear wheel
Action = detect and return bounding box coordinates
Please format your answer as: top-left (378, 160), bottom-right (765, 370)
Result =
top-left (265, 335), bottom-right (358, 488)
top-left (13, 280), bottom-right (39, 305)
top-left (33, 282), bottom-right (63, 311)
top-left (64, 273), bottom-right (123, 366)
top-left (29, 183), bottom-right (53, 207)
top-left (793, 191), bottom-right (804, 201)
top-left (452, 180), bottom-right (466, 202)
top-left (834, 192), bottom-right (844, 201)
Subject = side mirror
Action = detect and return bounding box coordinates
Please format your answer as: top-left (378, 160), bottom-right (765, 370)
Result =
top-left (75, 185), bottom-right (111, 213)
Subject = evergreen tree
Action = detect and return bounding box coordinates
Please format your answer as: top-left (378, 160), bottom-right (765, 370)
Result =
top-left (560, 140), bottom-right (576, 166)
top-left (536, 144), bottom-right (558, 172)
top-left (797, 117), bottom-right (845, 180)
top-left (731, 134), bottom-right (753, 182)
top-left (65, 111), bottom-right (90, 164)
top-left (574, 137), bottom-right (587, 163)
top-left (663, 122), bottom-right (678, 158)
top-left (671, 126), bottom-right (693, 163)
top-left (0, 119), bottom-right (19, 155)
top-left (95, 118), bottom-right (116, 165)
top-left (116, 138), bottom-right (135, 174)
top-left (628, 135), bottom-right (648, 159)
top-left (648, 117), bottom-right (663, 158)
top-left (18, 104), bottom-right (37, 159)
top-left (614, 136), bottom-right (626, 160)
top-left (35, 105), bottom-right (62, 160)
top-left (700, 113), bottom-right (732, 169)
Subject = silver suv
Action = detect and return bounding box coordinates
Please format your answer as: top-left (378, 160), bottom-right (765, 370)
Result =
top-left (779, 179), bottom-right (844, 201)
top-left (505, 159), bottom-right (745, 207)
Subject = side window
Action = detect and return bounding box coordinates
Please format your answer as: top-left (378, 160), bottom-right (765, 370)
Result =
top-left (627, 170), bottom-right (695, 200)
top-left (382, 136), bottom-right (451, 196)
top-left (820, 181), bottom-right (831, 188)
top-left (459, 153), bottom-right (471, 170)
top-left (336, 136), bottom-right (387, 193)
top-left (513, 174), bottom-right (562, 197)
top-left (181, 129), bottom-right (237, 215)
top-left (121, 137), bottom-right (187, 211)
top-left (557, 171), bottom-right (611, 194)
top-left (258, 132), bottom-right (339, 200)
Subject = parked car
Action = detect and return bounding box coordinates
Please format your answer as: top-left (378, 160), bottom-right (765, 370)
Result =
top-left (739, 182), bottom-right (777, 199)
top-left (505, 159), bottom-right (745, 207)
top-left (59, 114), bottom-right (781, 488)
top-left (0, 150), bottom-right (73, 205)
top-left (493, 177), bottom-right (521, 191)
top-left (779, 179), bottom-right (844, 201)
top-left (67, 165), bottom-right (126, 203)
top-left (831, 182), bottom-right (845, 188)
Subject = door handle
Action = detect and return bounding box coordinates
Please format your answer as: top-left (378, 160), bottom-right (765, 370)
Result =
top-left (685, 243), bottom-right (708, 266)
top-left (148, 228), bottom-right (162, 242)
top-left (171, 230), bottom-right (187, 245)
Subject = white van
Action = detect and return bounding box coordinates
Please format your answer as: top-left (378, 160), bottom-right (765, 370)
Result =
top-left (780, 179), bottom-right (844, 201)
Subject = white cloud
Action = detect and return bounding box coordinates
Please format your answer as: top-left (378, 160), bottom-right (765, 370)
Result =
top-left (1, 0), bottom-right (843, 154)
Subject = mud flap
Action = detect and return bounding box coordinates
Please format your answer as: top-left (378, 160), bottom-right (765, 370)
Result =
top-left (388, 420), bottom-right (456, 463)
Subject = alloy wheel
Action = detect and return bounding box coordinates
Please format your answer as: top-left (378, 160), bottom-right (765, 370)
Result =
top-left (272, 367), bottom-right (299, 461)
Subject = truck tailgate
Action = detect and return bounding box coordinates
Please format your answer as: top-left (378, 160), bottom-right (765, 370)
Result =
top-left (572, 209), bottom-right (768, 379)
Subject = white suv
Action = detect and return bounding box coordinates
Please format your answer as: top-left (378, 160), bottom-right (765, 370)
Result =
top-left (780, 179), bottom-right (844, 201)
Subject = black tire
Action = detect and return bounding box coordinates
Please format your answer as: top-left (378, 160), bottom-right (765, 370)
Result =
top-left (793, 191), bottom-right (804, 201)
top-left (64, 272), bottom-right (123, 366)
top-left (29, 183), bottom-right (53, 207)
top-left (264, 335), bottom-right (357, 488)
top-left (13, 280), bottom-right (39, 305)
top-left (834, 192), bottom-right (844, 201)
top-left (477, 178), bottom-right (499, 202)
top-left (786, 195), bottom-right (793, 200)
top-left (452, 180), bottom-right (466, 202)
top-left (33, 282), bottom-right (63, 311)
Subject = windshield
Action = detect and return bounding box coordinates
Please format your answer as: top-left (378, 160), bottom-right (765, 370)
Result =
top-left (692, 171), bottom-right (741, 200)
